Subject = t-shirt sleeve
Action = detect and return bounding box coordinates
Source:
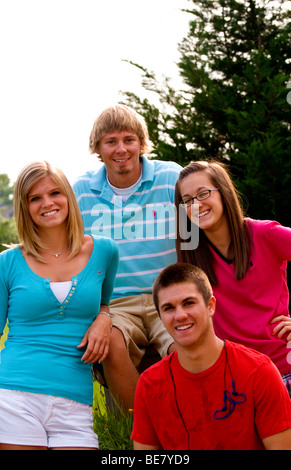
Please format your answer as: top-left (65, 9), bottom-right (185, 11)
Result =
top-left (131, 375), bottom-right (161, 447)
top-left (255, 220), bottom-right (291, 261)
top-left (72, 173), bottom-right (91, 215)
top-left (100, 238), bottom-right (119, 305)
top-left (0, 252), bottom-right (9, 335)
top-left (254, 359), bottom-right (291, 440)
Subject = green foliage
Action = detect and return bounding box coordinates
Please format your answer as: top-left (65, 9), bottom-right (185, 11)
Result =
top-left (0, 217), bottom-right (18, 252)
top-left (121, 0), bottom-right (291, 225)
top-left (93, 385), bottom-right (133, 450)
top-left (0, 174), bottom-right (18, 252)
top-left (0, 323), bottom-right (8, 350)
top-left (0, 174), bottom-right (14, 207)
top-left (93, 407), bottom-right (133, 450)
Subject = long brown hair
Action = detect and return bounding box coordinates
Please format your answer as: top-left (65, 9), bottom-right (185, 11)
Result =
top-left (175, 161), bottom-right (251, 285)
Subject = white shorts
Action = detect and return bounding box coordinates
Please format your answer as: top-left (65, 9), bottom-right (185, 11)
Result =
top-left (0, 388), bottom-right (99, 449)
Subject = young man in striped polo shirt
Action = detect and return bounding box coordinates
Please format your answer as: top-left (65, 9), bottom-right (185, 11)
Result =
top-left (73, 104), bottom-right (183, 410)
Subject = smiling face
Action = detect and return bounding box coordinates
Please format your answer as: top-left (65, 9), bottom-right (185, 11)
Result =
top-left (158, 281), bottom-right (216, 350)
top-left (27, 176), bottom-right (69, 232)
top-left (179, 171), bottom-right (227, 235)
top-left (97, 130), bottom-right (143, 188)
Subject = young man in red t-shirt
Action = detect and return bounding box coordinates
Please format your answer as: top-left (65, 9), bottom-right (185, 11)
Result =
top-left (131, 263), bottom-right (291, 450)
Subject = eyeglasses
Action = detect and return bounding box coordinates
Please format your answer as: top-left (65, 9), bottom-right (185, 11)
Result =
top-left (181, 188), bottom-right (219, 207)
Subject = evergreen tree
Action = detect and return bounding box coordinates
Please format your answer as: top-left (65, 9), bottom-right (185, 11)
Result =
top-left (122, 0), bottom-right (291, 225)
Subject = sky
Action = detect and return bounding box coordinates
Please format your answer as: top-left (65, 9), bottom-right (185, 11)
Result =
top-left (0, 0), bottom-right (190, 185)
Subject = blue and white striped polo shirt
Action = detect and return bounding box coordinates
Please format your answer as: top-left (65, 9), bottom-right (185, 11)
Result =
top-left (73, 157), bottom-right (182, 299)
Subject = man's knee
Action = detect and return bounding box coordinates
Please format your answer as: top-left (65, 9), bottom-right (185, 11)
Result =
top-left (105, 327), bottom-right (128, 362)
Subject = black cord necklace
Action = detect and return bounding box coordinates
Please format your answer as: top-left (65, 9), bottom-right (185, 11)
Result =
top-left (168, 353), bottom-right (190, 450)
top-left (168, 342), bottom-right (247, 449)
top-left (214, 342), bottom-right (247, 420)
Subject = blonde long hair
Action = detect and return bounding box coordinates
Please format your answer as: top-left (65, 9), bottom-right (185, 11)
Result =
top-left (14, 161), bottom-right (84, 262)
top-left (175, 161), bottom-right (251, 284)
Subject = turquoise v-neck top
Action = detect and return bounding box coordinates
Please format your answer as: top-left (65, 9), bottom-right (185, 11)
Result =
top-left (0, 236), bottom-right (118, 405)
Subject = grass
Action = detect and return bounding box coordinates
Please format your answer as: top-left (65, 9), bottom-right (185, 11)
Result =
top-left (93, 382), bottom-right (133, 450)
top-left (0, 323), bottom-right (8, 350)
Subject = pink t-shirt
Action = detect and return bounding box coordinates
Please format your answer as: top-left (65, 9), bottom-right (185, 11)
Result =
top-left (211, 218), bottom-right (291, 375)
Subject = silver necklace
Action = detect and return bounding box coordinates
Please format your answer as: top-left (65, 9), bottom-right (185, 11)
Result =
top-left (47, 247), bottom-right (67, 258)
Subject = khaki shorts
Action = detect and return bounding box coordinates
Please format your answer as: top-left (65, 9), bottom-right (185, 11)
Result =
top-left (109, 294), bottom-right (174, 367)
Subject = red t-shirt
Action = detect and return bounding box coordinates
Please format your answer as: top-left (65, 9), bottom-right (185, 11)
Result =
top-left (131, 341), bottom-right (291, 450)
top-left (212, 218), bottom-right (291, 375)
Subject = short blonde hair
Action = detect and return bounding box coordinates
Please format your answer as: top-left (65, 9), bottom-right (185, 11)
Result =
top-left (89, 104), bottom-right (153, 159)
top-left (14, 161), bottom-right (84, 262)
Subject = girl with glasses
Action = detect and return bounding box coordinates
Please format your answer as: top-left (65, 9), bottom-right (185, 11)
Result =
top-left (175, 160), bottom-right (291, 398)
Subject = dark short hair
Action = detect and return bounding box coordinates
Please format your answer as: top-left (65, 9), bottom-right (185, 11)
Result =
top-left (153, 263), bottom-right (213, 313)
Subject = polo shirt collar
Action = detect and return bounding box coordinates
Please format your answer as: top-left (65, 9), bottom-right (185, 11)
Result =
top-left (89, 156), bottom-right (154, 200)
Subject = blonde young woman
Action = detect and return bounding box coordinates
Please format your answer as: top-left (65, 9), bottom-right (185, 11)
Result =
top-left (175, 160), bottom-right (291, 397)
top-left (0, 161), bottom-right (118, 450)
